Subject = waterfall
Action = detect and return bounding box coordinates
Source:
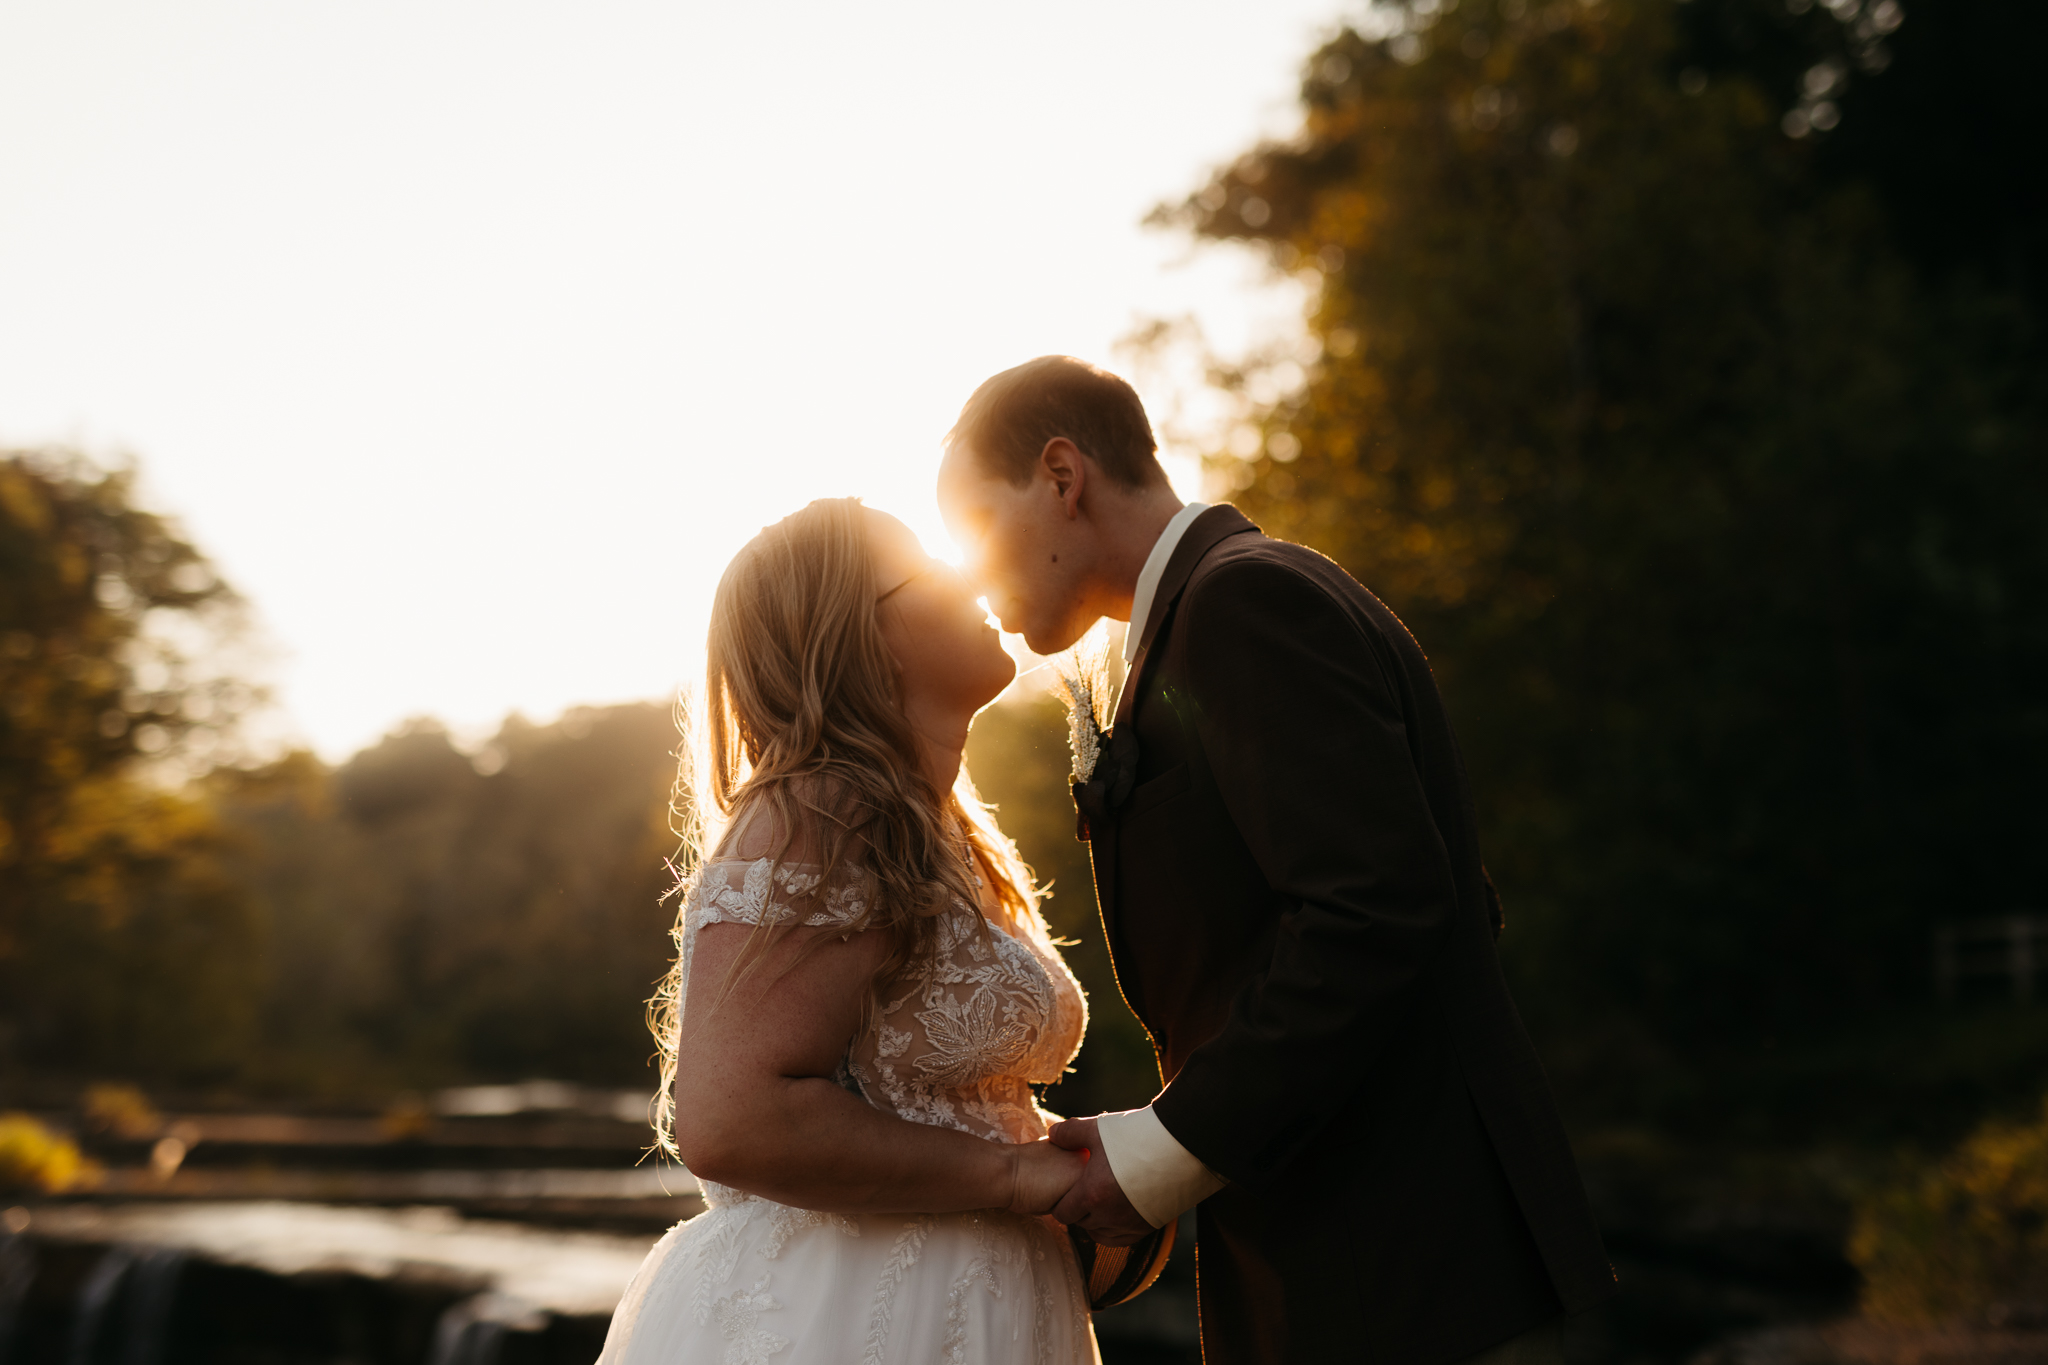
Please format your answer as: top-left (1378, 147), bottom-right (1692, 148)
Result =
top-left (117, 1248), bottom-right (184, 1365)
top-left (427, 1293), bottom-right (547, 1365)
top-left (67, 1247), bottom-right (187, 1365)
top-left (0, 1234), bottom-right (37, 1365)
top-left (12, 1204), bottom-right (636, 1365)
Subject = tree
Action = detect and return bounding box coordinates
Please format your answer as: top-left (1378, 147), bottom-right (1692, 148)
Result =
top-left (0, 448), bottom-right (263, 1080)
top-left (1677, 0), bottom-right (2048, 325)
top-left (1152, 0), bottom-right (2048, 1137)
top-left (208, 704), bottom-right (683, 1092)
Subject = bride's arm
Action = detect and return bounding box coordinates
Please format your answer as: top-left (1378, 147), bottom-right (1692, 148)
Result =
top-left (672, 919), bottom-right (1083, 1216)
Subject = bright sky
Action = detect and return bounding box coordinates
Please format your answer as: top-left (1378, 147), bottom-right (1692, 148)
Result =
top-left (0, 0), bottom-right (1347, 759)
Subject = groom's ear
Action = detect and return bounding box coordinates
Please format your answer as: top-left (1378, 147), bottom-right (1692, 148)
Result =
top-left (1040, 438), bottom-right (1087, 520)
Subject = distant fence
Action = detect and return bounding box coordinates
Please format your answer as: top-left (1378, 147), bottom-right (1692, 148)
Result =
top-left (1935, 914), bottom-right (2048, 1001)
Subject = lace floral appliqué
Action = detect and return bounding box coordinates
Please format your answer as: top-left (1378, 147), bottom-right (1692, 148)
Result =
top-left (678, 854), bottom-right (1086, 1146)
top-left (621, 854), bottom-right (1093, 1364)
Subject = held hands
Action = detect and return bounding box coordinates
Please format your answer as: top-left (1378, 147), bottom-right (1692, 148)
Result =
top-left (1045, 1116), bottom-right (1156, 1247)
top-left (1005, 1137), bottom-right (1088, 1217)
top-left (1005, 1117), bottom-right (1161, 1247)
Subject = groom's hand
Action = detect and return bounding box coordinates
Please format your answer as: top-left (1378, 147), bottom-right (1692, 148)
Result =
top-left (1046, 1116), bottom-right (1154, 1246)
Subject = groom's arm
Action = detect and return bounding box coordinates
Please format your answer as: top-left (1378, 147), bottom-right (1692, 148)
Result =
top-left (1145, 555), bottom-right (1461, 1186)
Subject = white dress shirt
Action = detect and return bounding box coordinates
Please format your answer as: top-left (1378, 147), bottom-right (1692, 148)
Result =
top-left (1122, 501), bottom-right (1209, 667)
top-left (1095, 500), bottom-right (1227, 1229)
top-left (1095, 1104), bottom-right (1227, 1229)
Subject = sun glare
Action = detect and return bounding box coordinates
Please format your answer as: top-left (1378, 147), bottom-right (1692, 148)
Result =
top-left (0, 0), bottom-right (1321, 759)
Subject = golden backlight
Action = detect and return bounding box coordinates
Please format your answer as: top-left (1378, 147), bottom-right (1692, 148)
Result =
top-left (0, 0), bottom-right (1322, 757)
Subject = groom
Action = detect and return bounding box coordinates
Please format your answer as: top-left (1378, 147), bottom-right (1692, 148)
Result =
top-left (938, 357), bottom-right (1615, 1365)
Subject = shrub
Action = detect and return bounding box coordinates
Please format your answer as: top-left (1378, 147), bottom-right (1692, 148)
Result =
top-left (1852, 1096), bottom-right (2048, 1324)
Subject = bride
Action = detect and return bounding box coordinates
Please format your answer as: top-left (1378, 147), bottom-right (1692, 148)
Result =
top-left (599, 497), bottom-right (1100, 1365)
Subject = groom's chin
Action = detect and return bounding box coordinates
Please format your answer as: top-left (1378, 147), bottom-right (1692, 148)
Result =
top-left (1001, 601), bottom-right (1092, 657)
top-left (1021, 624), bottom-right (1080, 657)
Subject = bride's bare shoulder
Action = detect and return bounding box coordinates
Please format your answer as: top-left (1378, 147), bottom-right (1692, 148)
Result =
top-left (713, 778), bottom-right (864, 866)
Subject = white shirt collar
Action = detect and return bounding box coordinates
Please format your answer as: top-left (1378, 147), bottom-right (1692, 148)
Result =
top-left (1124, 502), bottom-right (1209, 665)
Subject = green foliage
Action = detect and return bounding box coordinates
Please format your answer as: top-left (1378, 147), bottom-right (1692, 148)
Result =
top-left (15, 779), bottom-right (265, 1080)
top-left (0, 449), bottom-right (680, 1093)
top-left (0, 449), bottom-right (264, 1083)
top-left (1851, 1097), bottom-right (2048, 1324)
top-left (0, 449), bottom-right (243, 816)
top-left (965, 694), bottom-right (1162, 1116)
top-left (209, 705), bottom-right (682, 1092)
top-left (1158, 0), bottom-right (2048, 1138)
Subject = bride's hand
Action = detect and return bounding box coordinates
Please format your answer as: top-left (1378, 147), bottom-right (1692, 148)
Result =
top-left (1004, 1138), bottom-right (1087, 1216)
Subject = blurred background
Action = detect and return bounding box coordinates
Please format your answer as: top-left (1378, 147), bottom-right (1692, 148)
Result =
top-left (3, 0), bottom-right (2046, 1362)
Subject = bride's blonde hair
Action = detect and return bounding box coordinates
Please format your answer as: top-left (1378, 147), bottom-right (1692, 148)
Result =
top-left (649, 497), bottom-right (1036, 1154)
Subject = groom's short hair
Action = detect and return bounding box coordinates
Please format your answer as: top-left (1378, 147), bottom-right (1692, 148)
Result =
top-left (947, 356), bottom-right (1167, 489)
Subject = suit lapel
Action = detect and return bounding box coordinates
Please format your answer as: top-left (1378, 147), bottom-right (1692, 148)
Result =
top-left (1095, 505), bottom-right (1260, 951)
top-left (1113, 504), bottom-right (1260, 734)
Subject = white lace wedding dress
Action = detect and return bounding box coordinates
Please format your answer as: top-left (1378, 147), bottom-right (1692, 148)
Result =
top-left (597, 854), bottom-right (1100, 1365)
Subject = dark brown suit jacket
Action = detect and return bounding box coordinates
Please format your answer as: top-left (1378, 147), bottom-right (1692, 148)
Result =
top-left (1073, 506), bottom-right (1613, 1365)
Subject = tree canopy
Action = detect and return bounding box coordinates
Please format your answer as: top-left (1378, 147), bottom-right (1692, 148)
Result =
top-left (0, 450), bottom-right (261, 1080)
top-left (0, 450), bottom-right (684, 1093)
top-left (1155, 0), bottom-right (2048, 1138)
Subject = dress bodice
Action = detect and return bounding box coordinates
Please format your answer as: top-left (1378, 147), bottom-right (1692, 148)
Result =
top-left (680, 856), bottom-right (1088, 1148)
top-left (602, 858), bottom-right (1100, 1365)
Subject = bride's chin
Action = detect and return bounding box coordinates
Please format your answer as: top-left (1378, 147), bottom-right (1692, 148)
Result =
top-left (970, 653), bottom-right (1017, 710)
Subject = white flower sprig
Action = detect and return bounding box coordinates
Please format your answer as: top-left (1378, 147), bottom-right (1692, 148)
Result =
top-left (1061, 673), bottom-right (1103, 784)
top-left (1055, 623), bottom-right (1115, 785)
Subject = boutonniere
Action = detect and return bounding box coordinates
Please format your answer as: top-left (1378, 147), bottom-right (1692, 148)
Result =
top-left (1056, 625), bottom-right (1115, 785)
top-left (1061, 673), bottom-right (1104, 784)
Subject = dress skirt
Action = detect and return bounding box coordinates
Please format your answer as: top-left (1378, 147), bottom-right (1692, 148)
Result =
top-left (597, 1184), bottom-right (1100, 1365)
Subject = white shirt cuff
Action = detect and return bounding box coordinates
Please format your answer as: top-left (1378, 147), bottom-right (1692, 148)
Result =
top-left (1094, 1105), bottom-right (1227, 1229)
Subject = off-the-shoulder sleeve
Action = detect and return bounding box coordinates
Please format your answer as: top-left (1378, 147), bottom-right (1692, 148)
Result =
top-left (691, 857), bottom-right (870, 932)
